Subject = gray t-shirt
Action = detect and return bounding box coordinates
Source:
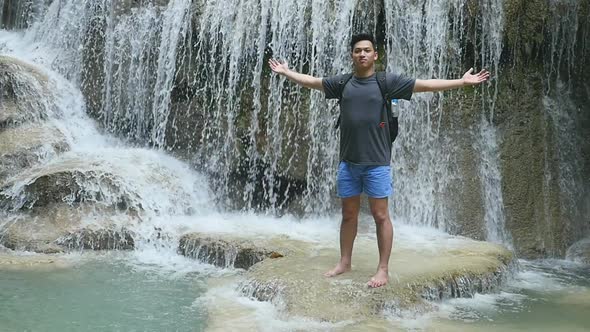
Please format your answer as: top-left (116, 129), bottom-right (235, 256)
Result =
top-left (323, 72), bottom-right (415, 165)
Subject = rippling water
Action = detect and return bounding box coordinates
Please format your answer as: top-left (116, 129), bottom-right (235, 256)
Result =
top-left (1, 234), bottom-right (589, 332)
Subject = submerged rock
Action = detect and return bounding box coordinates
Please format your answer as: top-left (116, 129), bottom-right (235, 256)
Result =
top-left (0, 205), bottom-right (78, 253)
top-left (566, 238), bottom-right (590, 264)
top-left (179, 233), bottom-right (288, 269)
top-left (0, 252), bottom-right (70, 271)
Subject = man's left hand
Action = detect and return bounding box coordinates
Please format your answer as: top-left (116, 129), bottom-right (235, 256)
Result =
top-left (462, 68), bottom-right (490, 86)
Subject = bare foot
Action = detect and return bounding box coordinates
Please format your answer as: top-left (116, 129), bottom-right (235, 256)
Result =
top-left (367, 268), bottom-right (388, 288)
top-left (324, 262), bottom-right (351, 277)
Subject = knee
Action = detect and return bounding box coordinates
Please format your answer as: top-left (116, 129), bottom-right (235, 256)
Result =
top-left (372, 211), bottom-right (390, 225)
top-left (342, 211), bottom-right (359, 225)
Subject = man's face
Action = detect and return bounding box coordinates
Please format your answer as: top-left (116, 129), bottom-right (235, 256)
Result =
top-left (351, 40), bottom-right (378, 70)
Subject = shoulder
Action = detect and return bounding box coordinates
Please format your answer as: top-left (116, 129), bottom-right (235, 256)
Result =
top-left (324, 73), bottom-right (353, 84)
top-left (323, 73), bottom-right (353, 99)
top-left (384, 72), bottom-right (416, 99)
top-left (322, 73), bottom-right (353, 90)
top-left (386, 71), bottom-right (416, 85)
top-left (385, 72), bottom-right (407, 80)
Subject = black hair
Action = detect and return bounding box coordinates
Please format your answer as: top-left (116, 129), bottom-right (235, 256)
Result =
top-left (350, 33), bottom-right (376, 51)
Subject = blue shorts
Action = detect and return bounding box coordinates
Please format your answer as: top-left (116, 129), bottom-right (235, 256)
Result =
top-left (337, 161), bottom-right (393, 198)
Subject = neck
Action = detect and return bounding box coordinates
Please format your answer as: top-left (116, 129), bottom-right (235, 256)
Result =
top-left (354, 66), bottom-right (375, 78)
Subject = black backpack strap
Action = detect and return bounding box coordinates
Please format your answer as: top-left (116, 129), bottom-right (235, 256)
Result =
top-left (375, 71), bottom-right (392, 119)
top-left (375, 72), bottom-right (399, 143)
top-left (334, 73), bottom-right (353, 129)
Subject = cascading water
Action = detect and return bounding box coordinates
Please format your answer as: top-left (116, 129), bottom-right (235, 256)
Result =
top-left (1, 0), bottom-right (524, 238)
top-left (476, 118), bottom-right (512, 247)
top-left (2, 1), bottom-right (590, 330)
top-left (385, 0), bottom-right (464, 229)
top-left (475, 0), bottom-right (512, 247)
top-left (0, 1), bottom-right (215, 256)
top-left (542, 0), bottom-right (590, 250)
top-left (0, 0), bottom-right (47, 30)
top-left (1, 0), bottom-right (585, 251)
top-left (384, 0), bottom-right (509, 246)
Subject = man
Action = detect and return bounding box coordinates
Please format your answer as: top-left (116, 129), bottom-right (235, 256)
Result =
top-left (269, 33), bottom-right (489, 288)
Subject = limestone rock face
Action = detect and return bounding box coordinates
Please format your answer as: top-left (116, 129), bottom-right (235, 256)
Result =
top-left (566, 238), bottom-right (590, 265)
top-left (440, 67), bottom-right (590, 259)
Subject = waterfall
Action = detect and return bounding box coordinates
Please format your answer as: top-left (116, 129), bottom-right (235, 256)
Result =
top-left (543, 0), bottom-right (590, 247)
top-left (384, 0), bottom-right (463, 228)
top-left (5, 0), bottom-right (511, 226)
top-left (476, 119), bottom-right (512, 247)
top-left (0, 0), bottom-right (47, 30)
top-left (384, 0), bottom-right (507, 238)
top-left (150, 0), bottom-right (192, 147)
top-left (0, 1), bottom-right (215, 255)
top-left (545, 0), bottom-right (581, 92)
top-left (2, 0), bottom-right (585, 250)
top-left (476, 0), bottom-right (511, 247)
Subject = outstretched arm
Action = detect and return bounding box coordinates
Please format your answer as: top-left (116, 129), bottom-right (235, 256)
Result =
top-left (268, 59), bottom-right (324, 91)
top-left (413, 68), bottom-right (490, 93)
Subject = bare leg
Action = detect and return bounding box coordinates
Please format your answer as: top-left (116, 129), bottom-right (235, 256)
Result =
top-left (367, 197), bottom-right (393, 288)
top-left (324, 196), bottom-right (361, 277)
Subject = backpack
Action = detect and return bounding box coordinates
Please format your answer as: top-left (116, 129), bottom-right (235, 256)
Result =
top-left (333, 71), bottom-right (399, 143)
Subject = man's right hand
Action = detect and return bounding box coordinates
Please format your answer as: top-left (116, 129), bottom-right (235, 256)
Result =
top-left (268, 59), bottom-right (289, 75)
top-left (267, 58), bottom-right (324, 91)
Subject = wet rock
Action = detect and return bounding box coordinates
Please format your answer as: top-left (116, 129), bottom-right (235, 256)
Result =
top-left (178, 233), bottom-right (288, 269)
top-left (566, 238), bottom-right (590, 264)
top-left (240, 236), bottom-right (514, 322)
top-left (0, 124), bottom-right (69, 183)
top-left (0, 163), bottom-right (137, 212)
top-left (0, 207), bottom-right (76, 253)
top-left (0, 204), bottom-right (136, 253)
top-left (0, 55), bottom-right (54, 128)
top-left (58, 228), bottom-right (135, 250)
